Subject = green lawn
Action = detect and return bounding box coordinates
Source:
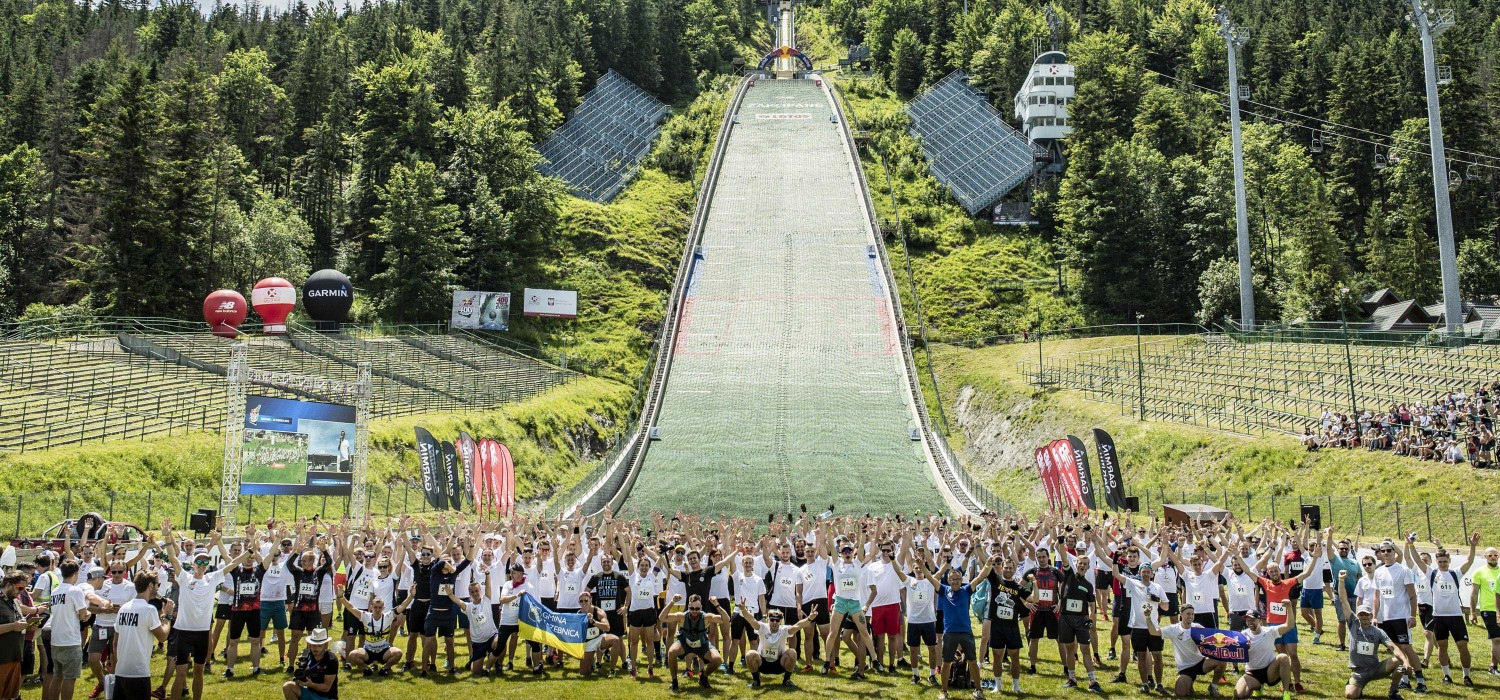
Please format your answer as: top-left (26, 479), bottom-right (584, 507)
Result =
top-left (97, 617), bottom-right (1500, 700)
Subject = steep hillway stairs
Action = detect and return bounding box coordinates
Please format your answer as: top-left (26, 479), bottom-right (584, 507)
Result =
top-left (617, 79), bottom-right (952, 518)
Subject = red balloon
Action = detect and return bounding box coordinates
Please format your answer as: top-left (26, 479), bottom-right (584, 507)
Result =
top-left (252, 277), bottom-right (296, 334)
top-left (202, 290), bottom-right (248, 339)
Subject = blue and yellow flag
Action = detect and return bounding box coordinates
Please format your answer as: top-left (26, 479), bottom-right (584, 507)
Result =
top-left (518, 593), bottom-right (588, 658)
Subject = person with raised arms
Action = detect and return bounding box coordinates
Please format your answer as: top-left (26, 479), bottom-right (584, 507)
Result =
top-left (1409, 533), bottom-right (1479, 685)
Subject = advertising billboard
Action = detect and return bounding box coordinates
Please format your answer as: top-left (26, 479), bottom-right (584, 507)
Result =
top-left (241, 395), bottom-right (356, 495)
top-left (522, 288), bottom-right (578, 319)
top-left (451, 291), bottom-right (511, 330)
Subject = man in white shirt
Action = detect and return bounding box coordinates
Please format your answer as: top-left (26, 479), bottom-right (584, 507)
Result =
top-left (42, 560), bottom-right (103, 700)
top-left (865, 543), bottom-right (904, 672)
top-left (744, 608), bottom-right (819, 688)
top-left (728, 554), bottom-right (766, 672)
top-left (1372, 540), bottom-right (1424, 692)
top-left (1151, 603), bottom-right (1225, 697)
top-left (112, 574), bottom-right (170, 700)
top-left (166, 531), bottom-right (245, 700)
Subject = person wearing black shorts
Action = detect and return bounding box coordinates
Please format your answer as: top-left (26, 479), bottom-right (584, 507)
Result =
top-left (418, 551), bottom-right (469, 675)
top-left (1057, 556), bottom-right (1101, 691)
top-left (985, 556), bottom-right (1027, 694)
top-left (225, 559), bottom-right (265, 677)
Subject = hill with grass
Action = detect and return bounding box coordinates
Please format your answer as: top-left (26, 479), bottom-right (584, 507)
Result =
top-left (931, 338), bottom-right (1500, 540)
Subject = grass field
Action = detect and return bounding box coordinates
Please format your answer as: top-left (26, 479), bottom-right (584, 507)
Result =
top-left (929, 340), bottom-right (1500, 541)
top-left (83, 615), bottom-right (1500, 700)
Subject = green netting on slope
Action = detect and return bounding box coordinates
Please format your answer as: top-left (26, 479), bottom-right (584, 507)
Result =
top-left (622, 80), bottom-right (948, 519)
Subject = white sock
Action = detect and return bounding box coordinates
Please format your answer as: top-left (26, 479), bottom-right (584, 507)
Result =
top-left (1441, 664), bottom-right (1450, 676)
top-left (1087, 669), bottom-right (1096, 681)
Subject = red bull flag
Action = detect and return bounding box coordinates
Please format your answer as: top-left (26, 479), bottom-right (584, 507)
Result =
top-left (1191, 628), bottom-right (1250, 663)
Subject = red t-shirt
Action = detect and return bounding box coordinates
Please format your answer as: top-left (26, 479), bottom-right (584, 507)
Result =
top-left (1258, 576), bottom-right (1298, 624)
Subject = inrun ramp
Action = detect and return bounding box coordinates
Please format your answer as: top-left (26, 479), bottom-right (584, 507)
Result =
top-left (620, 80), bottom-right (948, 518)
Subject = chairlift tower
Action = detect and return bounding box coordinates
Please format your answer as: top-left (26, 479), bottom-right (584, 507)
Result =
top-left (1216, 7), bottom-right (1254, 332)
top-left (1406, 0), bottom-right (1462, 334)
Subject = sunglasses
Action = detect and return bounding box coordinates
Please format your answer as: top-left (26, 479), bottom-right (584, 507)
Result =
top-left (378, 565), bottom-right (391, 570)
top-left (689, 607), bottom-right (703, 612)
top-left (109, 570), bottom-right (126, 575)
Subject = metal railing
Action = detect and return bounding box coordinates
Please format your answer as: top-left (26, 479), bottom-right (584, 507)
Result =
top-left (1127, 488), bottom-right (1495, 543)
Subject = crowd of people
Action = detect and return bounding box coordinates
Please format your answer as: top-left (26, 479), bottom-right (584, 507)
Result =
top-left (1, 507), bottom-right (1498, 700)
top-left (1303, 385), bottom-right (1500, 468)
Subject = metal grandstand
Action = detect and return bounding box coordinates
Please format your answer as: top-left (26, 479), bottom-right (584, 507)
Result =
top-left (906, 71), bottom-right (1042, 215)
top-left (536, 70), bottom-right (671, 203)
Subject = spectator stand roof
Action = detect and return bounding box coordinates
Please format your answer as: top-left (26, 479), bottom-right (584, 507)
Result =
top-left (905, 71), bottom-right (1043, 215)
top-left (536, 70), bottom-right (670, 203)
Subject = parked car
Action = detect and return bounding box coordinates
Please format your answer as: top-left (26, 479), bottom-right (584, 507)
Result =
top-left (9, 514), bottom-right (149, 554)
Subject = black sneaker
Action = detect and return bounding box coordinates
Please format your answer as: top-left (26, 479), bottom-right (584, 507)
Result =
top-left (250, 667), bottom-right (260, 676)
top-left (1463, 676), bottom-right (1474, 686)
top-left (670, 678), bottom-right (680, 692)
top-left (1142, 683), bottom-right (1155, 693)
top-left (222, 668), bottom-right (234, 679)
top-left (1088, 681), bottom-right (1103, 692)
top-left (912, 674), bottom-right (922, 685)
top-left (1063, 678), bottom-right (1078, 688)
top-left (342, 662), bottom-right (351, 672)
top-left (379, 666), bottom-right (391, 677)
top-left (872, 662), bottom-right (886, 673)
top-left (1441, 675), bottom-right (1452, 685)
top-left (1112, 673), bottom-right (1127, 684)
top-left (362, 669), bottom-right (372, 678)
top-left (897, 659), bottom-right (912, 669)
top-left (698, 674), bottom-right (709, 688)
top-left (1388, 692), bottom-right (1405, 700)
top-left (850, 670), bottom-right (868, 681)
top-left (1028, 664), bottom-right (1038, 675)
top-left (781, 678), bottom-right (798, 689)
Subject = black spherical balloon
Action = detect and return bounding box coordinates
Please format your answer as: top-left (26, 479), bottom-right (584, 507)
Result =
top-left (302, 269), bottom-right (354, 321)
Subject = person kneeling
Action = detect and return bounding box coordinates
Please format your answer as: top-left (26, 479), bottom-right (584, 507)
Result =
top-left (1152, 603), bottom-right (1226, 697)
top-left (281, 628), bottom-right (338, 700)
top-left (744, 609), bottom-right (818, 689)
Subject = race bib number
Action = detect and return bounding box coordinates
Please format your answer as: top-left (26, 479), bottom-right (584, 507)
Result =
top-left (996, 605), bottom-right (1015, 621)
top-left (1038, 589), bottom-right (1054, 603)
top-left (1436, 580), bottom-right (1455, 593)
top-left (565, 582), bottom-right (579, 595)
top-left (267, 566), bottom-right (283, 579)
top-left (600, 600), bottom-right (616, 612)
top-left (1380, 586), bottom-right (1394, 598)
top-left (839, 577), bottom-right (856, 590)
top-left (438, 584), bottom-right (453, 597)
top-left (1233, 584), bottom-right (1247, 597)
top-left (1192, 593), bottom-right (1205, 604)
top-left (1289, 561), bottom-right (1304, 572)
top-left (471, 612), bottom-right (487, 628)
top-left (238, 582), bottom-right (258, 596)
top-left (912, 589), bottom-right (928, 604)
top-left (1356, 641), bottom-right (1375, 656)
top-left (1269, 602), bottom-right (1286, 617)
top-left (96, 627), bottom-right (110, 641)
top-left (298, 582), bottom-right (316, 597)
top-left (1065, 599), bottom-right (1084, 613)
top-left (636, 587), bottom-right (654, 601)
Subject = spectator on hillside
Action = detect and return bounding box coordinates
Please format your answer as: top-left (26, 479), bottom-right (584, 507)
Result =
top-left (1301, 429), bottom-right (1320, 452)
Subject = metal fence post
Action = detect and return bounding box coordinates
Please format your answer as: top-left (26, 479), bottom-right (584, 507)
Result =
top-left (1358, 496), bottom-right (1364, 533)
top-left (14, 495), bottom-right (22, 539)
top-left (1327, 496), bottom-right (1333, 533)
top-left (108, 491), bottom-right (115, 521)
top-left (294, 495), bottom-right (300, 521)
top-left (1271, 494), bottom-right (1276, 521)
top-left (1395, 502), bottom-right (1402, 537)
top-left (1461, 502), bottom-right (1468, 539)
top-left (184, 487), bottom-right (192, 527)
top-left (1425, 503), bottom-right (1432, 541)
top-left (145, 492), bottom-right (152, 529)
top-left (64, 490), bottom-right (72, 518)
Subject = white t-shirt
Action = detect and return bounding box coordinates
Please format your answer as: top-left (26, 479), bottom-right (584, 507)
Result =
top-left (1246, 627), bottom-right (1280, 670)
top-left (359, 610), bottom-right (396, 640)
top-left (462, 599), bottom-right (497, 643)
top-left (906, 577), bottom-right (936, 625)
top-left (832, 561), bottom-right (867, 601)
top-left (112, 598), bottom-right (162, 678)
top-left (1124, 578), bottom-right (1166, 630)
top-left (766, 560), bottom-right (803, 608)
top-left (49, 583), bottom-right (89, 646)
top-left (1428, 568), bottom-right (1464, 618)
top-left (556, 568), bottom-right (586, 610)
top-left (499, 580), bottom-right (529, 626)
top-left (176, 570), bottom-right (226, 632)
top-left (260, 553), bottom-right (291, 602)
top-left (630, 571), bottom-right (663, 612)
top-left (734, 574), bottom-right (765, 617)
top-left (1374, 564), bottom-right (1414, 622)
top-left (799, 557), bottom-right (828, 604)
top-left (95, 578), bottom-right (137, 628)
top-left (757, 622), bottom-right (791, 658)
top-left (1162, 623), bottom-right (1205, 670)
top-left (1181, 570), bottom-right (1220, 610)
top-left (865, 560), bottom-right (902, 608)
top-left (1225, 568), bottom-right (1258, 613)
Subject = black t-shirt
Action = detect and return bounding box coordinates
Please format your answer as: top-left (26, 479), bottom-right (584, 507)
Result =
top-left (0, 593), bottom-right (24, 664)
top-left (411, 561), bottom-right (436, 600)
top-left (681, 566), bottom-right (715, 602)
top-left (1058, 572), bottom-right (1094, 616)
top-left (986, 573), bottom-right (1030, 625)
top-left (289, 563), bottom-right (327, 612)
top-left (428, 560), bottom-right (470, 614)
top-left (229, 566), bottom-right (265, 611)
top-left (586, 572), bottom-right (629, 613)
top-left (298, 650), bottom-right (339, 699)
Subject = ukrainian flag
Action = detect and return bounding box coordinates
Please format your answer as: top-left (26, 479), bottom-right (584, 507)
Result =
top-left (518, 593), bottom-right (588, 658)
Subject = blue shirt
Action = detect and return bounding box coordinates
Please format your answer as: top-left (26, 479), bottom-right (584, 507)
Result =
top-left (1330, 556), bottom-right (1361, 597)
top-left (937, 583), bottom-right (973, 635)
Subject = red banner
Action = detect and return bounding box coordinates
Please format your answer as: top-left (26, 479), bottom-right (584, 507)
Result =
top-left (479, 439), bottom-right (500, 515)
top-left (495, 443), bottom-right (516, 515)
top-left (1035, 446), bottom-right (1060, 511)
top-left (1048, 438), bottom-right (1086, 511)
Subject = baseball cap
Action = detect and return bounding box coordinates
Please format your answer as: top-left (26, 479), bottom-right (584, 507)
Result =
top-left (1356, 604), bottom-right (1373, 616)
top-left (1246, 610), bottom-right (1265, 620)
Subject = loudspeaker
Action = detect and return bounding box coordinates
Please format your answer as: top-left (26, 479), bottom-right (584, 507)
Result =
top-left (1124, 496), bottom-right (1140, 513)
top-left (1301, 504), bottom-right (1322, 530)
top-left (189, 508), bottom-right (217, 535)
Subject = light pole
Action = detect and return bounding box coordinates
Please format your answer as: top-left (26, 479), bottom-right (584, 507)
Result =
top-left (1405, 0), bottom-right (1463, 335)
top-left (1216, 7), bottom-right (1254, 332)
top-left (1338, 287), bottom-right (1358, 417)
top-left (1136, 312), bottom-right (1146, 421)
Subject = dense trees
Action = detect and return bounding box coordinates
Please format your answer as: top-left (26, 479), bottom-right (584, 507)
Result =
top-left (820, 0), bottom-right (1500, 326)
top-left (0, 0), bottom-right (754, 322)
